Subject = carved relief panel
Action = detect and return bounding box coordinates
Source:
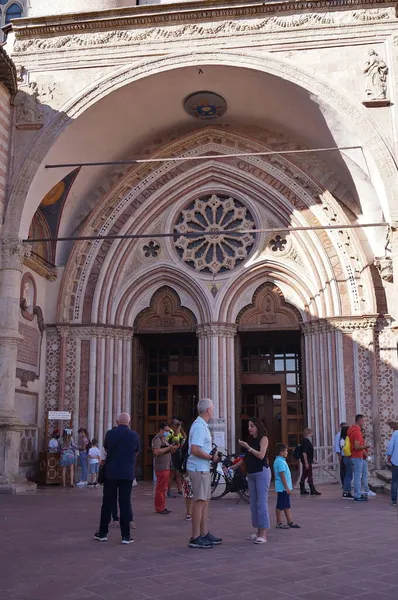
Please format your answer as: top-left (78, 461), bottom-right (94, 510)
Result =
top-left (134, 286), bottom-right (197, 333)
top-left (237, 283), bottom-right (301, 331)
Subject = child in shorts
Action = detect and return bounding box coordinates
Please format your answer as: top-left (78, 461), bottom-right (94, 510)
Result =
top-left (88, 438), bottom-right (101, 486)
top-left (273, 443), bottom-right (301, 529)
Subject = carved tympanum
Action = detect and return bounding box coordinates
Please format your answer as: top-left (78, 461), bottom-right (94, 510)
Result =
top-left (237, 283), bottom-right (301, 331)
top-left (134, 287), bottom-right (197, 333)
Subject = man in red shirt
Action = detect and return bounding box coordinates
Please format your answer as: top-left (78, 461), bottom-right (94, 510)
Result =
top-left (347, 414), bottom-right (370, 502)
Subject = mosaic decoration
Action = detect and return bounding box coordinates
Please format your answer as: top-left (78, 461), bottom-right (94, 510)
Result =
top-left (174, 194), bottom-right (255, 274)
top-left (184, 91), bottom-right (227, 120)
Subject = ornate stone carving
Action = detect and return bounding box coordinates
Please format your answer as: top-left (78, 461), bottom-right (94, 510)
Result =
top-left (237, 283), bottom-right (301, 331)
top-left (20, 273), bottom-right (36, 321)
top-left (16, 368), bottom-right (38, 388)
top-left (269, 234), bottom-right (287, 252)
top-left (142, 241), bottom-right (160, 258)
top-left (374, 257), bottom-right (393, 282)
top-left (363, 49), bottom-right (390, 106)
top-left (174, 194), bottom-right (255, 274)
top-left (196, 323), bottom-right (237, 338)
top-left (14, 82), bottom-right (44, 130)
top-left (13, 6), bottom-right (394, 53)
top-left (134, 287), bottom-right (196, 333)
top-left (1, 240), bottom-right (30, 271)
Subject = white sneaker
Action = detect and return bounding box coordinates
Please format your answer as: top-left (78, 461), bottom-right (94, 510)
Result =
top-left (76, 481), bottom-right (87, 486)
top-left (365, 489), bottom-right (376, 497)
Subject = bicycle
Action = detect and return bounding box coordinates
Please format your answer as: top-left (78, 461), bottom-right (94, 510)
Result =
top-left (210, 452), bottom-right (250, 504)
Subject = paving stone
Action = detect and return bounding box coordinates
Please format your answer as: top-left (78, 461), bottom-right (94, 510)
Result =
top-left (0, 483), bottom-right (396, 600)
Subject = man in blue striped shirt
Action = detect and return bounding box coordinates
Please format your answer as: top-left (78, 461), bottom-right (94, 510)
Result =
top-left (386, 421), bottom-right (398, 506)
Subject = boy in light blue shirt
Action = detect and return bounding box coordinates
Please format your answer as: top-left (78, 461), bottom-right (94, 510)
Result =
top-left (273, 443), bottom-right (301, 529)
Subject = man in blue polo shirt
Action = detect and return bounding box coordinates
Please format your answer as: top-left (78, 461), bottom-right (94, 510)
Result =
top-left (187, 398), bottom-right (222, 549)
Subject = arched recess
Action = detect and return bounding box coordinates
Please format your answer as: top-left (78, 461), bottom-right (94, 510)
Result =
top-left (134, 286), bottom-right (197, 333)
top-left (133, 286), bottom-right (199, 479)
top-left (57, 127), bottom-right (379, 326)
top-left (234, 282), bottom-right (305, 466)
top-left (236, 282), bottom-right (302, 331)
top-left (8, 49), bottom-right (396, 238)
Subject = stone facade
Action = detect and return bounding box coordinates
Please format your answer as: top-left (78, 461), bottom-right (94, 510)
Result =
top-left (0, 0), bottom-right (397, 483)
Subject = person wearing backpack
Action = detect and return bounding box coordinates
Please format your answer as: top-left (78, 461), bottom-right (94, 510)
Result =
top-left (340, 424), bottom-right (353, 499)
top-left (347, 414), bottom-right (370, 502)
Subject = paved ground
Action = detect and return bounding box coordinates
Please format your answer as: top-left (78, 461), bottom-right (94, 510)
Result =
top-left (0, 482), bottom-right (397, 600)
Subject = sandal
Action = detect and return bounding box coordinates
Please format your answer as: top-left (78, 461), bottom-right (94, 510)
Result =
top-left (288, 522), bottom-right (301, 528)
top-left (276, 523), bottom-right (290, 529)
top-left (254, 537), bottom-right (267, 544)
top-left (185, 514), bottom-right (192, 521)
top-left (247, 533), bottom-right (257, 540)
top-left (131, 522), bottom-right (136, 530)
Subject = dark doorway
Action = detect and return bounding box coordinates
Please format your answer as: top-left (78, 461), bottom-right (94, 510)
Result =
top-left (139, 334), bottom-right (198, 479)
top-left (241, 384), bottom-right (282, 466)
top-left (238, 330), bottom-right (304, 471)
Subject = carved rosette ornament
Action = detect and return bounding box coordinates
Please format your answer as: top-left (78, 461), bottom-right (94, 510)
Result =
top-left (174, 194), bottom-right (256, 274)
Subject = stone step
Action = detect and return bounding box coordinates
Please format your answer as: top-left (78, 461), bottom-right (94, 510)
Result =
top-left (368, 476), bottom-right (385, 493)
top-left (374, 469), bottom-right (392, 483)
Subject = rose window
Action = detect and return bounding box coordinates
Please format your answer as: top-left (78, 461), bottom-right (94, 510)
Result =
top-left (174, 194), bottom-right (256, 274)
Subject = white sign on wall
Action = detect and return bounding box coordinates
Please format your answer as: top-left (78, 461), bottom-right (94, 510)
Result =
top-left (48, 411), bottom-right (71, 421)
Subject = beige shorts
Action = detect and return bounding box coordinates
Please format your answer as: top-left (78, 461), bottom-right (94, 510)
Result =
top-left (187, 470), bottom-right (211, 501)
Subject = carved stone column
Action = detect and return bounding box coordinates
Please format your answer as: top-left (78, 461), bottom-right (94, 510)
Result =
top-left (196, 323), bottom-right (237, 451)
top-left (302, 320), bottom-right (344, 479)
top-left (0, 239), bottom-right (36, 492)
top-left (389, 223), bottom-right (398, 320)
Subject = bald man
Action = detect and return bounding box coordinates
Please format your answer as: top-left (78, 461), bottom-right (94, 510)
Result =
top-left (94, 413), bottom-right (140, 544)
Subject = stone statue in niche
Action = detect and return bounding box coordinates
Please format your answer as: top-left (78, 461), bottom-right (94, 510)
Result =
top-left (22, 280), bottom-right (34, 313)
top-left (15, 82), bottom-right (44, 129)
top-left (363, 49), bottom-right (388, 100)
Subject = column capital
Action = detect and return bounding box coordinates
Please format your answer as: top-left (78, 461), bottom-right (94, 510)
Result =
top-left (197, 322), bottom-right (237, 339)
top-left (0, 239), bottom-right (31, 271)
top-left (301, 315), bottom-right (384, 334)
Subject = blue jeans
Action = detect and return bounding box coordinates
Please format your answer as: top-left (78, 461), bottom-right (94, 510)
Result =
top-left (343, 456), bottom-right (352, 492)
top-left (391, 464), bottom-right (398, 503)
top-left (361, 459), bottom-right (369, 493)
top-left (79, 451), bottom-right (88, 482)
top-left (247, 467), bottom-right (271, 530)
top-left (351, 458), bottom-right (363, 499)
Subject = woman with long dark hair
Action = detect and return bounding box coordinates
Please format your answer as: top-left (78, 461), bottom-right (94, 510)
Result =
top-left (238, 418), bottom-right (271, 544)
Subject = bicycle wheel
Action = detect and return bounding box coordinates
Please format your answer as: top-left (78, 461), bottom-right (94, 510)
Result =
top-left (238, 486), bottom-right (250, 504)
top-left (211, 470), bottom-right (228, 499)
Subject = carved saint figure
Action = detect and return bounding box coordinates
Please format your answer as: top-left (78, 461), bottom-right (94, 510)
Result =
top-left (16, 82), bottom-right (43, 125)
top-left (363, 49), bottom-right (388, 100)
top-left (22, 280), bottom-right (34, 312)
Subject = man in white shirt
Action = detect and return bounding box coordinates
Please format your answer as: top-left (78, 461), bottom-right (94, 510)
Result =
top-left (334, 422), bottom-right (347, 488)
top-left (187, 398), bottom-right (221, 549)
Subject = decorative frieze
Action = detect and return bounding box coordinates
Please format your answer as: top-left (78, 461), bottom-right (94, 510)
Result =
top-left (12, 4), bottom-right (396, 53)
top-left (196, 323), bottom-right (237, 338)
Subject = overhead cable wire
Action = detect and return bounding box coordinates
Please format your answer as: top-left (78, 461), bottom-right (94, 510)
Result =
top-left (23, 221), bottom-right (388, 244)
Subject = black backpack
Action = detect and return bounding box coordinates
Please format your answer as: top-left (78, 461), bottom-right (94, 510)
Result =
top-left (178, 438), bottom-right (190, 472)
top-left (293, 444), bottom-right (302, 460)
